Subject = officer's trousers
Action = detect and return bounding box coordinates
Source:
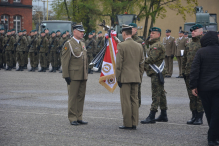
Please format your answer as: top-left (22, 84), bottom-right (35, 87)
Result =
top-left (150, 74), bottom-right (167, 112)
top-left (120, 83), bottom-right (139, 127)
top-left (176, 56), bottom-right (183, 76)
top-left (67, 80), bottom-right (87, 122)
top-left (165, 56), bottom-right (173, 76)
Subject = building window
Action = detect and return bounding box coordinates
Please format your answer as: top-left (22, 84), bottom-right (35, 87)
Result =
top-left (13, 15), bottom-right (21, 33)
top-left (1, 0), bottom-right (8, 2)
top-left (13, 0), bottom-right (21, 2)
top-left (1, 15), bottom-right (9, 30)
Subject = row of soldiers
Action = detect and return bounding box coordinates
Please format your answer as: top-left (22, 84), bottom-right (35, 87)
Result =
top-left (0, 28), bottom-right (71, 72)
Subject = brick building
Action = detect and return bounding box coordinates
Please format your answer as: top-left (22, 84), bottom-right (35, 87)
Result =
top-left (0, 0), bottom-right (32, 33)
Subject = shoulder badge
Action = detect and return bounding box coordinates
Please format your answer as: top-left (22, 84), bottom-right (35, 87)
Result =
top-left (64, 47), bottom-right (67, 50)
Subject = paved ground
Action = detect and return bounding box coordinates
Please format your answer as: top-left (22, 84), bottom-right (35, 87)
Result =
top-left (0, 62), bottom-right (209, 146)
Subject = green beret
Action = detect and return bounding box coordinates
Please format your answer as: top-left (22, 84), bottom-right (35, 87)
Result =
top-left (150, 27), bottom-right (161, 33)
top-left (0, 28), bottom-right (3, 30)
top-left (11, 29), bottom-right (15, 31)
top-left (7, 30), bottom-right (11, 32)
top-left (23, 29), bottom-right (26, 32)
top-left (92, 30), bottom-right (95, 33)
top-left (89, 32), bottom-right (93, 35)
top-left (98, 31), bottom-right (102, 34)
top-left (41, 30), bottom-right (45, 33)
top-left (66, 30), bottom-right (69, 32)
top-left (129, 23), bottom-right (137, 28)
top-left (45, 28), bottom-right (49, 30)
top-left (190, 24), bottom-right (203, 32)
top-left (56, 30), bottom-right (60, 33)
top-left (31, 30), bottom-right (35, 32)
top-left (50, 31), bottom-right (55, 34)
top-left (62, 31), bottom-right (66, 35)
top-left (18, 30), bottom-right (23, 33)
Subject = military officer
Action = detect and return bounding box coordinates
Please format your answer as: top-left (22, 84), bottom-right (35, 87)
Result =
top-left (116, 25), bottom-right (144, 130)
top-left (129, 23), bottom-right (146, 107)
top-left (175, 30), bottom-right (187, 78)
top-left (163, 29), bottom-right (175, 78)
top-left (22, 29), bottom-right (29, 69)
top-left (182, 24), bottom-right (204, 125)
top-left (141, 27), bottom-right (168, 124)
top-left (38, 30), bottom-right (49, 72)
top-left (85, 32), bottom-right (97, 74)
top-left (15, 30), bottom-right (28, 71)
top-left (28, 30), bottom-right (38, 72)
top-left (49, 31), bottom-right (59, 72)
top-left (61, 22), bottom-right (88, 126)
top-left (3, 30), bottom-right (15, 71)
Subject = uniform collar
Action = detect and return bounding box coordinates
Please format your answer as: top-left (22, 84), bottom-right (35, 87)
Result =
top-left (125, 37), bottom-right (132, 41)
top-left (73, 36), bottom-right (80, 44)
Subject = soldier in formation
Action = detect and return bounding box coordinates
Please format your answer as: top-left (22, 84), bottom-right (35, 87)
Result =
top-left (96, 31), bottom-right (105, 72)
top-left (28, 30), bottom-right (38, 72)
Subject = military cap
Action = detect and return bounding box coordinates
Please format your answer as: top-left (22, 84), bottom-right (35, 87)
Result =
top-left (166, 29), bottom-right (171, 33)
top-left (72, 22), bottom-right (85, 32)
top-left (129, 23), bottom-right (137, 28)
top-left (41, 30), bottom-right (45, 33)
top-left (179, 30), bottom-right (184, 33)
top-left (62, 31), bottom-right (66, 35)
top-left (56, 30), bottom-right (61, 33)
top-left (89, 32), bottom-right (93, 35)
top-left (190, 24), bottom-right (203, 32)
top-left (92, 30), bottom-right (95, 33)
top-left (18, 30), bottom-right (23, 33)
top-left (23, 29), bottom-right (26, 32)
top-left (7, 30), bottom-right (11, 32)
top-left (31, 30), bottom-right (35, 32)
top-left (150, 27), bottom-right (161, 33)
top-left (50, 31), bottom-right (56, 34)
top-left (66, 30), bottom-right (69, 32)
top-left (121, 24), bottom-right (133, 32)
top-left (0, 28), bottom-right (3, 30)
top-left (184, 31), bottom-right (188, 35)
top-left (34, 29), bottom-right (37, 32)
top-left (45, 28), bottom-right (49, 30)
top-left (11, 29), bottom-right (15, 31)
top-left (98, 31), bottom-right (102, 34)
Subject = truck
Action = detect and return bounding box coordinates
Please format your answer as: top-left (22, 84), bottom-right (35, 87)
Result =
top-left (40, 20), bottom-right (73, 35)
top-left (184, 6), bottom-right (218, 37)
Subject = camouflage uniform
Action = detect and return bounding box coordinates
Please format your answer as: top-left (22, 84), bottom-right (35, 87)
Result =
top-left (23, 34), bottom-right (29, 67)
top-left (3, 35), bottom-right (15, 68)
top-left (28, 35), bottom-right (38, 68)
top-left (16, 35), bottom-right (28, 67)
top-left (132, 33), bottom-right (146, 107)
top-left (85, 38), bottom-right (97, 69)
top-left (45, 33), bottom-right (50, 68)
top-left (57, 35), bottom-right (62, 68)
top-left (58, 36), bottom-right (68, 68)
top-left (0, 33), bottom-right (4, 68)
top-left (145, 37), bottom-right (167, 112)
top-left (38, 36), bottom-right (49, 68)
top-left (12, 33), bottom-right (18, 68)
top-left (49, 36), bottom-right (59, 69)
top-left (182, 35), bottom-right (204, 113)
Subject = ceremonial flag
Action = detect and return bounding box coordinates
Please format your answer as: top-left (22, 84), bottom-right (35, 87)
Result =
top-left (99, 31), bottom-right (118, 93)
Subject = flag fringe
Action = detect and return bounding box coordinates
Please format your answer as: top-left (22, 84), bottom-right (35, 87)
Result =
top-left (99, 74), bottom-right (118, 93)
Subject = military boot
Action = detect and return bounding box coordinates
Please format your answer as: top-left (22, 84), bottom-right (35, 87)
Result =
top-left (32, 67), bottom-right (35, 72)
top-left (23, 64), bottom-right (27, 69)
top-left (187, 110), bottom-right (197, 125)
top-left (49, 67), bottom-right (54, 72)
top-left (38, 67), bottom-right (44, 72)
top-left (20, 66), bottom-right (23, 71)
top-left (90, 70), bottom-right (93, 74)
top-left (43, 67), bottom-right (46, 72)
top-left (140, 111), bottom-right (156, 124)
top-left (53, 67), bottom-right (56, 73)
top-left (6, 66), bottom-right (12, 71)
top-left (59, 69), bottom-right (62, 73)
top-left (193, 112), bottom-right (204, 125)
top-left (29, 67), bottom-right (33, 72)
top-left (155, 110), bottom-right (168, 122)
top-left (88, 68), bottom-right (91, 74)
top-left (16, 66), bottom-right (21, 71)
top-left (13, 64), bottom-right (16, 69)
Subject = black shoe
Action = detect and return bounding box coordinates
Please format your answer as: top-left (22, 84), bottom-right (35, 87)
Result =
top-left (29, 67), bottom-right (33, 72)
top-left (187, 110), bottom-right (197, 125)
top-left (88, 68), bottom-right (91, 74)
top-left (32, 67), bottom-right (35, 72)
top-left (35, 67), bottom-right (38, 70)
top-left (141, 111), bottom-right (156, 124)
top-left (155, 110), bottom-right (168, 122)
top-left (53, 68), bottom-right (56, 73)
top-left (13, 66), bottom-right (16, 69)
top-left (119, 126), bottom-right (133, 130)
top-left (77, 120), bottom-right (88, 124)
top-left (176, 76), bottom-right (180, 78)
top-left (38, 67), bottom-right (44, 72)
top-left (70, 121), bottom-right (79, 126)
top-left (59, 70), bottom-right (62, 73)
top-left (46, 67), bottom-right (49, 70)
top-left (43, 67), bottom-right (46, 72)
top-left (132, 125), bottom-right (136, 130)
top-left (20, 66), bottom-right (23, 71)
top-left (23, 65), bottom-right (27, 69)
top-left (49, 67), bottom-right (54, 72)
top-left (208, 141), bottom-right (219, 146)
top-left (90, 70), bottom-right (93, 74)
top-left (5, 66), bottom-right (11, 71)
top-left (193, 112), bottom-right (204, 125)
top-left (16, 67), bottom-right (21, 71)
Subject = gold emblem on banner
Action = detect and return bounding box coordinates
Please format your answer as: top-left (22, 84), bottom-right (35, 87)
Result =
top-left (102, 64), bottom-right (111, 73)
top-left (107, 77), bottom-right (115, 84)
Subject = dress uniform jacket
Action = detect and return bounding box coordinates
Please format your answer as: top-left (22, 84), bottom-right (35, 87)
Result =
top-left (163, 36), bottom-right (175, 56)
top-left (175, 37), bottom-right (187, 56)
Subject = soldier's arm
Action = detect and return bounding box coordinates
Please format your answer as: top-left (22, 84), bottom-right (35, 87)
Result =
top-left (139, 45), bottom-right (145, 81)
top-left (145, 45), bottom-right (162, 64)
top-left (61, 43), bottom-right (71, 78)
top-left (171, 38), bottom-right (176, 55)
top-left (23, 36), bottom-right (28, 46)
top-left (182, 44), bottom-right (189, 74)
top-left (45, 38), bottom-right (49, 52)
top-left (116, 44), bottom-right (123, 82)
top-left (93, 39), bottom-right (97, 54)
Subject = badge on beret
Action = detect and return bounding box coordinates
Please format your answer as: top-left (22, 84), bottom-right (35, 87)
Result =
top-left (154, 47), bottom-right (157, 49)
top-left (64, 47), bottom-right (67, 50)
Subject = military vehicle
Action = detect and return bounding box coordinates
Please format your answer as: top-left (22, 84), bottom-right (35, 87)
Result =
top-left (114, 14), bottom-right (143, 41)
top-left (40, 20), bottom-right (73, 35)
top-left (184, 6), bottom-right (218, 37)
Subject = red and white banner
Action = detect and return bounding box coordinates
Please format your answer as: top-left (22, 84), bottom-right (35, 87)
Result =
top-left (99, 31), bottom-right (118, 93)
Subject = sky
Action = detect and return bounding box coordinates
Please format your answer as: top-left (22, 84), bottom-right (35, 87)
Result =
top-left (32, 0), bottom-right (53, 11)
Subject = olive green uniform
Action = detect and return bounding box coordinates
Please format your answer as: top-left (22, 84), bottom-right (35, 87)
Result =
top-left (12, 34), bottom-right (18, 67)
top-left (182, 36), bottom-right (204, 113)
top-left (3, 35), bottom-right (15, 68)
top-left (45, 33), bottom-right (50, 68)
top-left (23, 34), bottom-right (29, 67)
top-left (0, 33), bottom-right (4, 68)
top-left (29, 35), bottom-right (38, 68)
top-left (61, 38), bottom-right (88, 122)
top-left (49, 36), bottom-right (59, 69)
top-left (56, 35), bottom-right (62, 68)
top-left (85, 38), bottom-right (97, 69)
top-left (175, 37), bottom-right (187, 77)
top-left (37, 36), bottom-right (49, 68)
top-left (145, 38), bottom-right (167, 112)
top-left (16, 35), bottom-right (28, 67)
top-left (58, 36), bottom-right (68, 68)
top-left (132, 33), bottom-right (146, 107)
top-left (163, 36), bottom-right (175, 76)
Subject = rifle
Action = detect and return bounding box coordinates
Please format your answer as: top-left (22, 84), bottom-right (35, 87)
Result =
top-left (86, 40), bottom-right (94, 49)
top-left (3, 36), bottom-right (11, 52)
top-left (27, 36), bottom-right (37, 51)
top-left (37, 38), bottom-right (44, 51)
top-left (48, 38), bottom-right (55, 53)
top-left (57, 39), bottom-right (68, 53)
top-left (97, 37), bottom-right (104, 47)
top-left (14, 36), bottom-right (22, 51)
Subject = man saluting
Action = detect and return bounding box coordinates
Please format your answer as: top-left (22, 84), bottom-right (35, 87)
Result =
top-left (116, 24), bottom-right (144, 130)
top-left (61, 22), bottom-right (88, 126)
